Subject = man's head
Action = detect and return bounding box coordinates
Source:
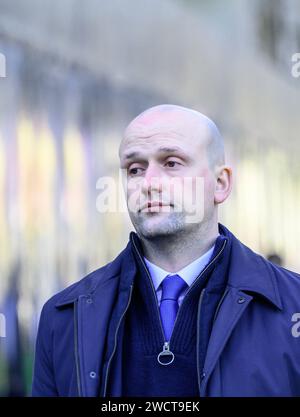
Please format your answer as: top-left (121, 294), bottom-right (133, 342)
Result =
top-left (119, 104), bottom-right (232, 240)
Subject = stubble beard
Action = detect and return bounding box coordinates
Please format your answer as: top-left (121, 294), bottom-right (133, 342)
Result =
top-left (130, 210), bottom-right (197, 241)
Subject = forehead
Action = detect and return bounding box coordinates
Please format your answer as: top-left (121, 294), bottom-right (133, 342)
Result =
top-left (119, 111), bottom-right (209, 159)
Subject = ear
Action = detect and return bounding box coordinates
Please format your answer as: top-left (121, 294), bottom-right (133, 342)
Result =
top-left (214, 165), bottom-right (233, 204)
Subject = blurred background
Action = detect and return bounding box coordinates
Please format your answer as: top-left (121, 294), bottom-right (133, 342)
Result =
top-left (0, 0), bottom-right (299, 396)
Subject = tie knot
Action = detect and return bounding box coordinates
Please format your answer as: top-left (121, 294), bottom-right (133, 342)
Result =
top-left (161, 274), bottom-right (188, 301)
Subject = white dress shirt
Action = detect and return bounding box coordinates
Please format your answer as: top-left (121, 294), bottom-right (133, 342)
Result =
top-left (143, 244), bottom-right (216, 307)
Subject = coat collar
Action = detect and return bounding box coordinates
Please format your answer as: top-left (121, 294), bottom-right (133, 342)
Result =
top-left (55, 223), bottom-right (282, 311)
top-left (219, 224), bottom-right (283, 310)
top-left (54, 241), bottom-right (137, 308)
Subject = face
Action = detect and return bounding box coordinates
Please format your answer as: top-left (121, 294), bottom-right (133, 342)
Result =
top-left (119, 109), bottom-right (218, 239)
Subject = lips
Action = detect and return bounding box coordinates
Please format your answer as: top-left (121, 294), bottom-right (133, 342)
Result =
top-left (139, 202), bottom-right (172, 212)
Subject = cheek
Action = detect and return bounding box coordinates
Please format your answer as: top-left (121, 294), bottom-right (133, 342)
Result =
top-left (126, 178), bottom-right (142, 198)
top-left (199, 167), bottom-right (214, 187)
top-left (204, 176), bottom-right (216, 205)
top-left (125, 179), bottom-right (145, 213)
top-left (193, 170), bottom-right (215, 207)
top-left (204, 175), bottom-right (215, 195)
top-left (172, 174), bottom-right (213, 207)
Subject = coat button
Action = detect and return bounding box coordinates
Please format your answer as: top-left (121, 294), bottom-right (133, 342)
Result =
top-left (201, 372), bottom-right (206, 380)
top-left (237, 296), bottom-right (246, 304)
top-left (86, 297), bottom-right (93, 304)
top-left (89, 371), bottom-right (97, 379)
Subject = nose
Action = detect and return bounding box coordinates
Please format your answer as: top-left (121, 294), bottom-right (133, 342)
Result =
top-left (142, 161), bottom-right (164, 195)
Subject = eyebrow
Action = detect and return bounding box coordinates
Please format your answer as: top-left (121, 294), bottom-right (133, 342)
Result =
top-left (123, 146), bottom-right (184, 160)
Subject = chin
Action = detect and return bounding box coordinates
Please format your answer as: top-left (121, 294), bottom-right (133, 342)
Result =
top-left (136, 217), bottom-right (186, 239)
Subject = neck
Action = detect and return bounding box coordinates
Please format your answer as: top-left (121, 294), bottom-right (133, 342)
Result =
top-left (138, 221), bottom-right (220, 273)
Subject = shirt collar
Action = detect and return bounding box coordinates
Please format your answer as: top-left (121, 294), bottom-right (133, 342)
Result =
top-left (143, 243), bottom-right (216, 291)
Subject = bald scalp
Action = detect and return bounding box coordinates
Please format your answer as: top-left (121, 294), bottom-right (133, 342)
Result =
top-left (121, 104), bottom-right (225, 170)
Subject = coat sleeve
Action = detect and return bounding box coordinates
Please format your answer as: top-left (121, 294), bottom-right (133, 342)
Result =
top-left (31, 301), bottom-right (59, 397)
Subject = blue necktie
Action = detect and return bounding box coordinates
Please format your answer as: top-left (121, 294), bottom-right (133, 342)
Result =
top-left (159, 274), bottom-right (188, 341)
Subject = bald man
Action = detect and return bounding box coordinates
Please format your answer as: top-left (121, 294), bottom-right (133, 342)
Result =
top-left (32, 105), bottom-right (300, 397)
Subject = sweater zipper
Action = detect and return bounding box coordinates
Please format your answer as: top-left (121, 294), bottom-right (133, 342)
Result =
top-left (132, 239), bottom-right (174, 365)
top-left (74, 300), bottom-right (82, 397)
top-left (102, 283), bottom-right (134, 397)
top-left (196, 288), bottom-right (206, 393)
top-left (132, 237), bottom-right (227, 366)
top-left (167, 239), bottom-right (227, 346)
top-left (131, 238), bottom-right (166, 344)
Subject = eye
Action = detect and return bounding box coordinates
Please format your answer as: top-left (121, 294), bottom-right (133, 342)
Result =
top-left (165, 160), bottom-right (181, 168)
top-left (128, 167), bottom-right (144, 176)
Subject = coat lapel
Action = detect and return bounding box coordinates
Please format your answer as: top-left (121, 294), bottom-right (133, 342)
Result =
top-left (75, 278), bottom-right (119, 396)
top-left (199, 224), bottom-right (283, 397)
top-left (200, 288), bottom-right (253, 396)
top-left (55, 240), bottom-right (137, 397)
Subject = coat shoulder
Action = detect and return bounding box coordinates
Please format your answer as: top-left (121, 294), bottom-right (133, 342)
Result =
top-left (265, 258), bottom-right (300, 307)
top-left (41, 245), bottom-right (128, 312)
top-left (38, 240), bottom-right (133, 318)
top-left (42, 262), bottom-right (111, 311)
top-left (268, 260), bottom-right (300, 286)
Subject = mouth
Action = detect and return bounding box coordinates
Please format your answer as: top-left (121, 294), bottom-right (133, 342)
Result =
top-left (139, 202), bottom-right (173, 213)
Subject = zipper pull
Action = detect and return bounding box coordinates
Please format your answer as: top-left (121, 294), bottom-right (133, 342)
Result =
top-left (157, 341), bottom-right (175, 366)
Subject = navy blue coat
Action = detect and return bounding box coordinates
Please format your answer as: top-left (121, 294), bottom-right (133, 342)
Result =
top-left (32, 224), bottom-right (300, 396)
